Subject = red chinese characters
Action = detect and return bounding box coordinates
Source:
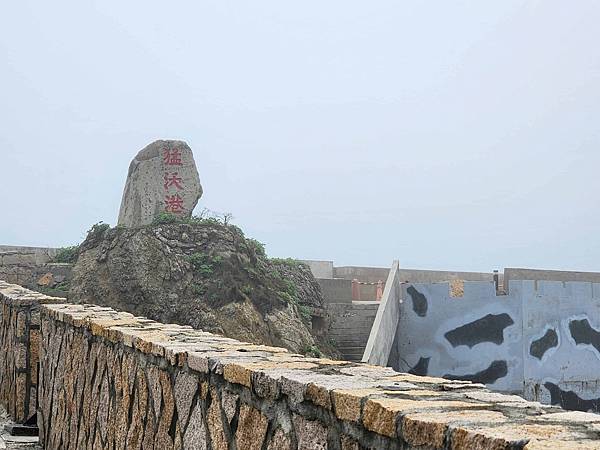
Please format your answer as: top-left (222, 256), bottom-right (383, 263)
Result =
top-left (163, 146), bottom-right (185, 214)
top-left (164, 172), bottom-right (183, 190)
top-left (164, 194), bottom-right (184, 213)
top-left (163, 148), bottom-right (182, 166)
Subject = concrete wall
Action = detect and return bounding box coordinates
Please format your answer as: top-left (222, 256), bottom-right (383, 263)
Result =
top-left (312, 261), bottom-right (501, 360)
top-left (362, 262), bottom-right (400, 366)
top-left (521, 280), bottom-right (600, 412)
top-left (317, 279), bottom-right (382, 303)
top-left (333, 266), bottom-right (390, 283)
top-left (305, 260), bottom-right (495, 285)
top-left (504, 267), bottom-right (600, 290)
top-left (397, 269), bottom-right (496, 284)
top-left (396, 281), bottom-right (523, 394)
top-left (0, 246), bottom-right (58, 265)
top-left (300, 260), bottom-right (334, 279)
top-left (394, 279), bottom-right (600, 412)
top-left (316, 278), bottom-right (353, 304)
top-left (0, 245), bottom-right (72, 294)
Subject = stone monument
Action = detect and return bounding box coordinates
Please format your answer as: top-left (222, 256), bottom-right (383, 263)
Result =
top-left (117, 140), bottom-right (203, 227)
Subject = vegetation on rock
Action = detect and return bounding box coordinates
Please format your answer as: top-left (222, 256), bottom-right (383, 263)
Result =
top-left (52, 246), bottom-right (79, 264)
top-left (51, 222), bottom-right (111, 264)
top-left (70, 215), bottom-right (336, 356)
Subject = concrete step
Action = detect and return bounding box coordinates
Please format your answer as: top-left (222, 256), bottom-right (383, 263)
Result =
top-left (326, 301), bottom-right (379, 363)
top-left (331, 335), bottom-right (370, 342)
top-left (330, 324), bottom-right (375, 331)
top-left (333, 314), bottom-right (375, 323)
top-left (330, 340), bottom-right (370, 347)
top-left (330, 330), bottom-right (371, 336)
top-left (328, 329), bottom-right (372, 336)
top-left (330, 315), bottom-right (377, 322)
top-left (339, 345), bottom-right (369, 352)
top-left (333, 341), bottom-right (369, 349)
top-left (329, 322), bottom-right (374, 329)
top-left (327, 302), bottom-right (380, 310)
top-left (331, 312), bottom-right (378, 320)
top-left (339, 349), bottom-right (367, 361)
top-left (351, 301), bottom-right (381, 307)
top-left (329, 334), bottom-right (371, 342)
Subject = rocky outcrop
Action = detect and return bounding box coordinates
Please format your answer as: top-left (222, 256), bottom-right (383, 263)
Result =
top-left (69, 220), bottom-right (329, 355)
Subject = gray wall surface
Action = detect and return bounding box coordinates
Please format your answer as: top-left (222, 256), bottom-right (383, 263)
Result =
top-left (521, 280), bottom-right (600, 411)
top-left (394, 279), bottom-right (600, 412)
top-left (316, 278), bottom-right (353, 304)
top-left (333, 266), bottom-right (390, 283)
top-left (300, 260), bottom-right (334, 279)
top-left (0, 245), bottom-right (71, 293)
top-left (362, 261), bottom-right (400, 366)
top-left (0, 245), bottom-right (58, 266)
top-left (317, 278), bottom-right (383, 303)
top-left (396, 281), bottom-right (523, 393)
top-left (504, 267), bottom-right (600, 290)
top-left (397, 269), bottom-right (497, 284)
top-left (305, 261), bottom-right (496, 285)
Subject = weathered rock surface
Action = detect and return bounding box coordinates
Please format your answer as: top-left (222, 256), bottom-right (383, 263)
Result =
top-left (117, 140), bottom-right (202, 227)
top-left (69, 220), bottom-right (331, 355)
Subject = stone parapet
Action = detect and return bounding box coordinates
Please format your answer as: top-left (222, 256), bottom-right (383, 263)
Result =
top-left (39, 302), bottom-right (600, 449)
top-left (0, 281), bottom-right (63, 423)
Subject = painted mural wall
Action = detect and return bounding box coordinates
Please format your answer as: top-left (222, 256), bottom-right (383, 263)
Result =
top-left (394, 279), bottom-right (600, 412)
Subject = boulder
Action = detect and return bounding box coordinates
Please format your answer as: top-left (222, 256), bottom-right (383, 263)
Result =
top-left (117, 140), bottom-right (202, 227)
top-left (37, 273), bottom-right (55, 287)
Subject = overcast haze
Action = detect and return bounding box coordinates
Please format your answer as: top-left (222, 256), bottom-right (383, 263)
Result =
top-left (2, 1), bottom-right (600, 272)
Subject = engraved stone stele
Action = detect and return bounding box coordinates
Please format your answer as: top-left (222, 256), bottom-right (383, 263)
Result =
top-left (117, 140), bottom-right (203, 227)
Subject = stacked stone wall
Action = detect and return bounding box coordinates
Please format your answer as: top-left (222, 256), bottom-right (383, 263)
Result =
top-left (0, 281), bottom-right (62, 423)
top-left (1, 281), bottom-right (599, 449)
top-left (38, 300), bottom-right (600, 449)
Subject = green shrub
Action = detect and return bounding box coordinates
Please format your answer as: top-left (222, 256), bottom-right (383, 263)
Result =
top-left (53, 245), bottom-right (79, 263)
top-left (298, 304), bottom-right (312, 323)
top-left (188, 252), bottom-right (214, 276)
top-left (241, 284), bottom-right (253, 296)
top-left (152, 212), bottom-right (181, 225)
top-left (282, 278), bottom-right (297, 297)
top-left (205, 217), bottom-right (222, 226)
top-left (246, 238), bottom-right (266, 257)
top-left (270, 257), bottom-right (306, 269)
top-left (302, 344), bottom-right (322, 358)
top-left (86, 222), bottom-right (110, 239)
top-left (227, 224), bottom-right (245, 237)
top-left (278, 291), bottom-right (294, 304)
top-left (192, 284), bottom-right (206, 295)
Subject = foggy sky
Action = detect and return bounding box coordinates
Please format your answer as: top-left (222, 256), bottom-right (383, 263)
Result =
top-left (1, 1), bottom-right (600, 272)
